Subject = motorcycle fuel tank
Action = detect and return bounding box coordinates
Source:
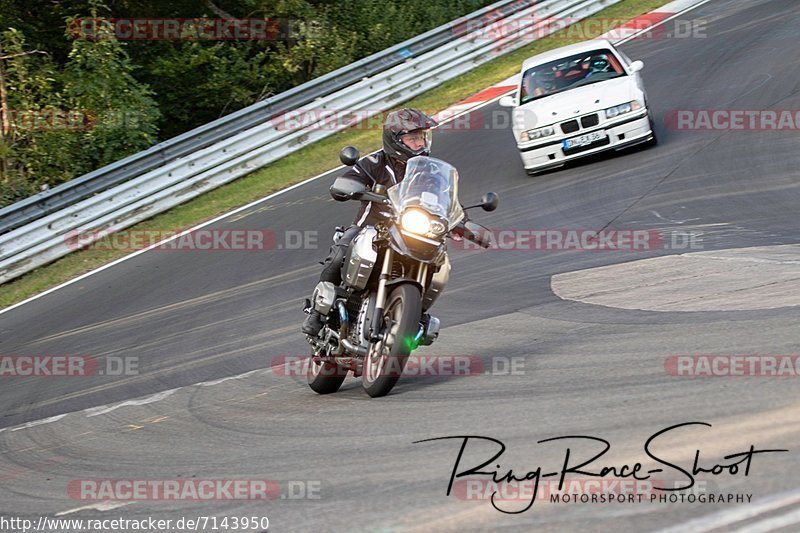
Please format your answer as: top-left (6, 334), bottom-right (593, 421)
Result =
top-left (343, 227), bottom-right (378, 290)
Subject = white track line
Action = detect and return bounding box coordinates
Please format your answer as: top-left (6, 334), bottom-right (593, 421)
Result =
top-left (0, 368), bottom-right (277, 434)
top-left (0, 0), bottom-right (717, 436)
top-left (0, 0), bottom-right (712, 318)
top-left (0, 93), bottom-right (508, 318)
top-left (0, 171), bottom-right (331, 317)
top-left (2, 413), bottom-right (69, 433)
top-left (729, 508), bottom-right (800, 533)
top-left (656, 487), bottom-right (800, 533)
top-left (84, 388), bottom-right (178, 417)
top-left (56, 502), bottom-right (135, 516)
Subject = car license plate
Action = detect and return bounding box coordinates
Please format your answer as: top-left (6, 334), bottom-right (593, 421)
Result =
top-left (563, 131), bottom-right (606, 150)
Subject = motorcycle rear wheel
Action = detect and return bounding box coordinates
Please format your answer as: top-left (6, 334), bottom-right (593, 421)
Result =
top-left (307, 352), bottom-right (347, 394)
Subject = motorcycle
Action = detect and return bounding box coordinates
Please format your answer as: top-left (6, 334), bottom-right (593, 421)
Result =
top-left (303, 146), bottom-right (498, 397)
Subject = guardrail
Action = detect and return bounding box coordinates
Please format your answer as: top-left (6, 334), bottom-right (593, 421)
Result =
top-left (0, 0), bottom-right (624, 284)
top-left (0, 0), bottom-right (532, 236)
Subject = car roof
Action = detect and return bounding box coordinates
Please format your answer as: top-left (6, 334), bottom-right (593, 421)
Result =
top-left (521, 39), bottom-right (617, 71)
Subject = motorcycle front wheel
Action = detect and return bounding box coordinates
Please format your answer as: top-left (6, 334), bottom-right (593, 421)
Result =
top-left (362, 284), bottom-right (422, 397)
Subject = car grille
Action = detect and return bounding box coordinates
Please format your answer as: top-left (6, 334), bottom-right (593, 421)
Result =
top-left (561, 120), bottom-right (580, 134)
top-left (560, 112), bottom-right (599, 135)
top-left (581, 113), bottom-right (599, 128)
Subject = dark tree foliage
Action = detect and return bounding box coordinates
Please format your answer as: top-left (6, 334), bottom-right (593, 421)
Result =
top-left (0, 0), bottom-right (492, 206)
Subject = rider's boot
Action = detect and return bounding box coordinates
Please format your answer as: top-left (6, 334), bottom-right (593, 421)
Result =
top-left (302, 310), bottom-right (324, 336)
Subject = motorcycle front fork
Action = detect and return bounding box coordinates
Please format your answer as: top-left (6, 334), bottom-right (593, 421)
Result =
top-left (368, 248), bottom-right (429, 343)
top-left (369, 248), bottom-right (394, 342)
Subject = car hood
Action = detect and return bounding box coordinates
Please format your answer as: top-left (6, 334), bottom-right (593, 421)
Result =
top-left (514, 77), bottom-right (640, 130)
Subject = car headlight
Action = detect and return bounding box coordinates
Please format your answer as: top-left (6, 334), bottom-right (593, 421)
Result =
top-left (401, 209), bottom-right (432, 235)
top-left (605, 100), bottom-right (643, 119)
top-left (520, 126), bottom-right (555, 142)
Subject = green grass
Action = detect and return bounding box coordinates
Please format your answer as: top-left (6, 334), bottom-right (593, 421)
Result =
top-left (0, 0), bottom-right (672, 309)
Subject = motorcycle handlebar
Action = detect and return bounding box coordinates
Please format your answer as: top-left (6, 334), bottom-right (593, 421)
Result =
top-left (453, 220), bottom-right (493, 249)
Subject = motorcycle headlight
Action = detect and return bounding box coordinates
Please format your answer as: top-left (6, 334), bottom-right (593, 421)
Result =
top-left (401, 209), bottom-right (432, 235)
top-left (605, 100), bottom-right (643, 120)
top-left (429, 219), bottom-right (447, 236)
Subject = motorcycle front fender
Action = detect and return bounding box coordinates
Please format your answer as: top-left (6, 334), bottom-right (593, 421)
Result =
top-left (384, 278), bottom-right (423, 293)
top-left (422, 253), bottom-right (450, 311)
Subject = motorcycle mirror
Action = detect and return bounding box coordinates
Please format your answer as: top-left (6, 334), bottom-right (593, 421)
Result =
top-left (340, 146), bottom-right (360, 166)
top-left (481, 192), bottom-right (499, 212)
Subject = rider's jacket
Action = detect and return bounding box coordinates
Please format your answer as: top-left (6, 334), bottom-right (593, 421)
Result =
top-left (341, 150), bottom-right (405, 227)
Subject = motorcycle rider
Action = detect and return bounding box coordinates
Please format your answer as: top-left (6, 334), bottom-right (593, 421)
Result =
top-left (302, 107), bottom-right (438, 336)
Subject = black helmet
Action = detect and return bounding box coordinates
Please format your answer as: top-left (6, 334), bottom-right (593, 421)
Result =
top-left (589, 55), bottom-right (609, 73)
top-left (382, 108), bottom-right (438, 162)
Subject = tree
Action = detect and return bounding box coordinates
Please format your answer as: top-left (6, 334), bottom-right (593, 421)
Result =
top-left (0, 28), bottom-right (62, 205)
top-left (1, 0), bottom-right (496, 207)
top-left (62, 15), bottom-right (161, 170)
top-left (0, 15), bottom-right (161, 207)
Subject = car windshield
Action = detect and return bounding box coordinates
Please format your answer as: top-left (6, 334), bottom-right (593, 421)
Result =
top-left (387, 156), bottom-right (465, 228)
top-left (519, 48), bottom-right (627, 104)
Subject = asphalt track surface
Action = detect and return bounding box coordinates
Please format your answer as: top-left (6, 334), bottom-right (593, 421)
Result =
top-left (1, 0), bottom-right (800, 530)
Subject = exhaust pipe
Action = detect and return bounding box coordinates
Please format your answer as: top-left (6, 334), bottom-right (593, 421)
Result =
top-left (335, 300), bottom-right (349, 355)
top-left (341, 338), bottom-right (368, 357)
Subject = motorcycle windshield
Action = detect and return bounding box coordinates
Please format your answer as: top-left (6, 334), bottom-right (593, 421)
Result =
top-left (387, 156), bottom-right (465, 228)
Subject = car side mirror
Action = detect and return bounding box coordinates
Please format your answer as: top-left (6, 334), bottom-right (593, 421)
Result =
top-left (481, 192), bottom-right (499, 212)
top-left (339, 146), bottom-right (360, 166)
top-left (630, 60), bottom-right (644, 73)
top-left (499, 95), bottom-right (517, 107)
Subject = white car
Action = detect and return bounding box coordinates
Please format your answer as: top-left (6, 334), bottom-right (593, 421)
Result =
top-left (499, 39), bottom-right (657, 174)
